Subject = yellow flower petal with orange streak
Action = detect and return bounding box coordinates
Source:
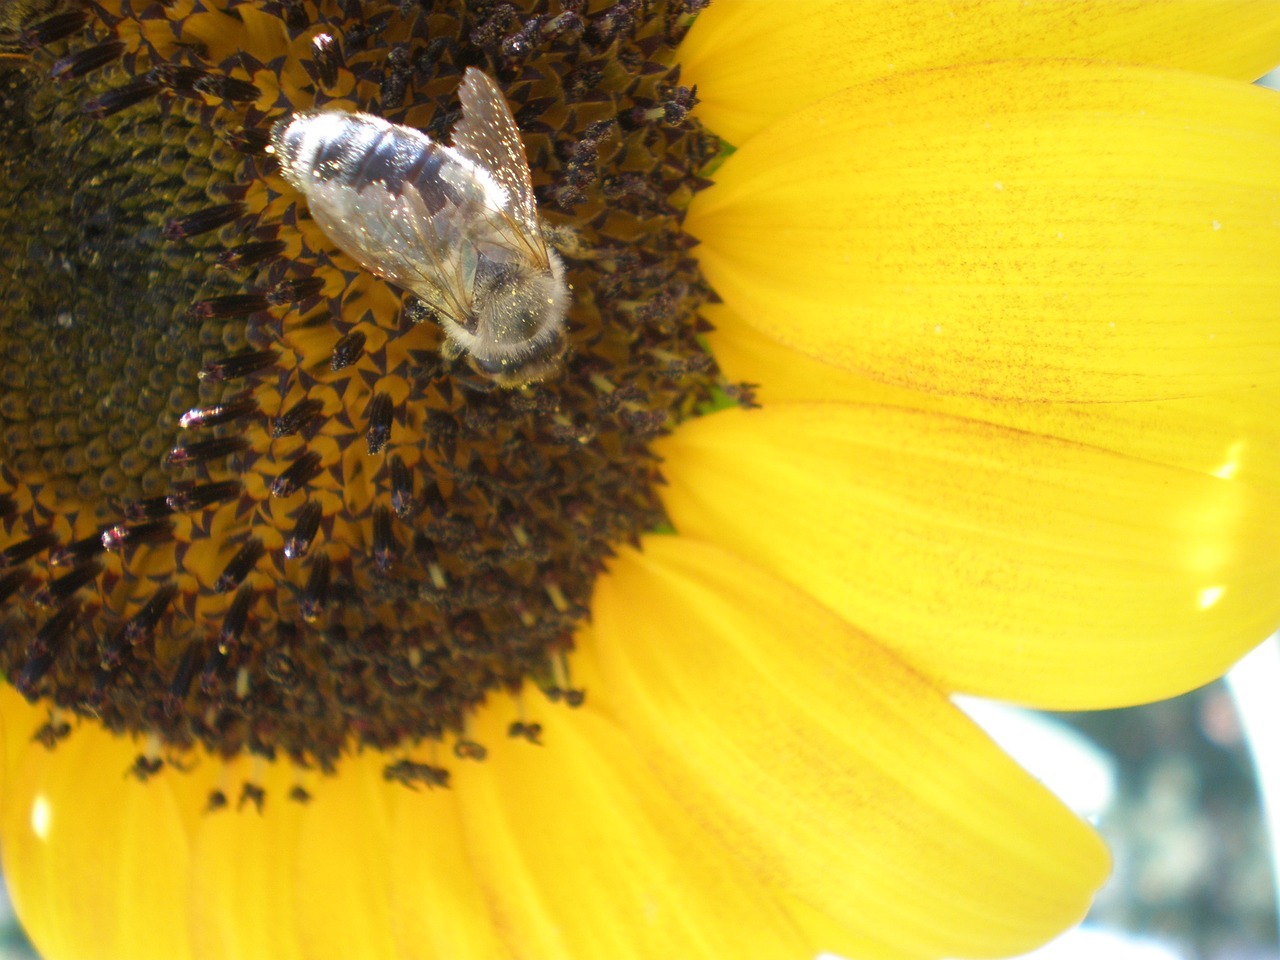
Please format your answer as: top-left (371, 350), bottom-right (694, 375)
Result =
top-left (657, 405), bottom-right (1280, 710)
top-left (387, 787), bottom-right (512, 960)
top-left (450, 691), bottom-right (811, 960)
top-left (709, 304), bottom-right (1280, 492)
top-left (706, 303), bottom-right (918, 407)
top-left (590, 536), bottom-right (1109, 959)
top-left (687, 61), bottom-right (1280, 403)
top-left (681, 0), bottom-right (1280, 145)
top-left (0, 687), bottom-right (195, 960)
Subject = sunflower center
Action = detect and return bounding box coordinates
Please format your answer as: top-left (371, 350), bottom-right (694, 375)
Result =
top-left (0, 0), bottom-right (723, 786)
top-left (0, 67), bottom-right (231, 507)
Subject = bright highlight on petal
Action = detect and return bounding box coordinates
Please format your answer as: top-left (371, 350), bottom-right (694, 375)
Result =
top-left (688, 61), bottom-right (1280, 403)
top-left (681, 0), bottom-right (1280, 144)
top-left (1199, 586), bottom-right (1227, 610)
top-left (591, 536), bottom-right (1109, 959)
top-left (0, 687), bottom-right (196, 960)
top-left (28, 795), bottom-right (50, 843)
top-left (658, 405), bottom-right (1280, 709)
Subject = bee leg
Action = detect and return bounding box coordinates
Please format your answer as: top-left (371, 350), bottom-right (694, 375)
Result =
top-left (402, 296), bottom-right (440, 326)
top-left (432, 338), bottom-right (498, 393)
top-left (451, 367), bottom-right (499, 395)
top-left (542, 222), bottom-right (588, 259)
top-left (439, 338), bottom-right (463, 361)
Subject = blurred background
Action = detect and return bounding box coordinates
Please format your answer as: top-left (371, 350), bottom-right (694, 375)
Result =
top-left (956, 636), bottom-right (1280, 960)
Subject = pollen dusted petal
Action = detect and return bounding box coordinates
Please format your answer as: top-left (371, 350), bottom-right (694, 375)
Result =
top-left (590, 537), bottom-right (1109, 959)
top-left (688, 61), bottom-right (1280, 403)
top-left (680, 0), bottom-right (1280, 145)
top-left (709, 304), bottom-right (1280, 492)
top-left (0, 688), bottom-right (196, 960)
top-left (967, 387), bottom-right (1280, 495)
top-left (705, 303), bottom-right (915, 407)
top-left (658, 405), bottom-right (1280, 709)
top-left (449, 693), bottom-right (811, 960)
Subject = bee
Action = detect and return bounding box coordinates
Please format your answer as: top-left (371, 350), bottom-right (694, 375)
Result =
top-left (270, 68), bottom-right (570, 388)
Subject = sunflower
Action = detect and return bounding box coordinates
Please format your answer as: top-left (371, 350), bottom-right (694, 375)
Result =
top-left (1, 0), bottom-right (1279, 957)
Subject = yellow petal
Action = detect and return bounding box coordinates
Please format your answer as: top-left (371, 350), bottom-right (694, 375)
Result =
top-left (968, 389), bottom-right (1280, 494)
top-left (189, 758), bottom-right (306, 960)
top-left (709, 304), bottom-right (1280, 491)
top-left (591, 537), bottom-right (1109, 958)
top-left (681, 0), bottom-right (1280, 145)
top-left (0, 685), bottom-right (31, 797)
top-left (0, 694), bottom-right (194, 960)
top-left (658, 405), bottom-right (1280, 708)
top-left (688, 61), bottom-right (1280, 403)
top-left (451, 691), bottom-right (811, 960)
top-left (388, 785), bottom-right (512, 960)
top-left (778, 894), bottom-right (920, 960)
top-left (293, 752), bottom-right (399, 960)
top-left (768, 901), bottom-right (921, 960)
top-left (706, 302), bottom-right (919, 406)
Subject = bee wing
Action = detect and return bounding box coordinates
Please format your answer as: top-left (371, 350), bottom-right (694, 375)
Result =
top-left (305, 177), bottom-right (477, 325)
top-left (451, 68), bottom-right (550, 264)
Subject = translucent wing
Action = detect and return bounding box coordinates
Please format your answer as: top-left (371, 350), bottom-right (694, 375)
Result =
top-left (305, 177), bottom-right (477, 327)
top-left (451, 69), bottom-right (546, 245)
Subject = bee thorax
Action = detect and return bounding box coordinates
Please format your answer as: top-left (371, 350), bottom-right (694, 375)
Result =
top-left (450, 250), bottom-right (570, 386)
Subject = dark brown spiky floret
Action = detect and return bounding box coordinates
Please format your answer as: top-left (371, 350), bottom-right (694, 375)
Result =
top-left (0, 0), bottom-right (722, 781)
